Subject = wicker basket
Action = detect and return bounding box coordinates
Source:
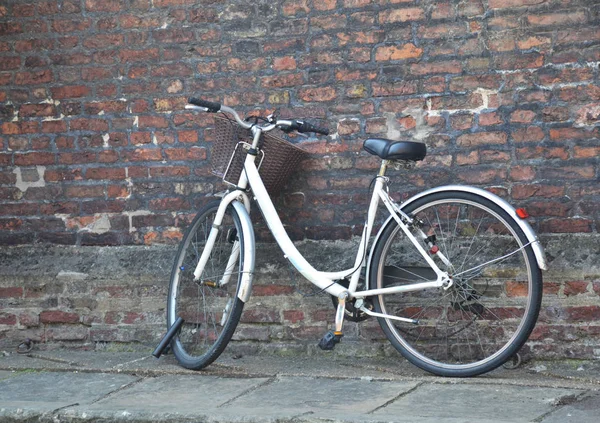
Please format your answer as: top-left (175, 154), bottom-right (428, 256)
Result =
top-left (210, 115), bottom-right (309, 195)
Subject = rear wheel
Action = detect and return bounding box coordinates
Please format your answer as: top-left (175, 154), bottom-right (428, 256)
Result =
top-left (369, 191), bottom-right (542, 377)
top-left (167, 200), bottom-right (245, 370)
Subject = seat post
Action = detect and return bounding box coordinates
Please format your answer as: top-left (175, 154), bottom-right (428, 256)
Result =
top-left (379, 159), bottom-right (389, 177)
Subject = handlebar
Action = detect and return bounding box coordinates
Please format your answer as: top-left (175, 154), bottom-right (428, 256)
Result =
top-left (186, 97), bottom-right (329, 136)
top-left (188, 97), bottom-right (221, 113)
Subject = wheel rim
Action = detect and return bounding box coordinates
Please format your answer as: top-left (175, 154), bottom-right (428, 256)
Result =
top-left (169, 207), bottom-right (242, 361)
top-left (377, 198), bottom-right (535, 371)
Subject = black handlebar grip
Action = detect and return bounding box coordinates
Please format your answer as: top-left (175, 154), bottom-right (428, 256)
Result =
top-left (312, 125), bottom-right (329, 136)
top-left (298, 121), bottom-right (329, 136)
top-left (188, 97), bottom-right (221, 113)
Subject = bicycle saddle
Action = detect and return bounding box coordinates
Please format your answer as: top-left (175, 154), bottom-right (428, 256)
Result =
top-left (363, 138), bottom-right (426, 162)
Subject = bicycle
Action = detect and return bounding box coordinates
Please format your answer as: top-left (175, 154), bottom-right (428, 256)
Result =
top-left (160, 97), bottom-right (548, 378)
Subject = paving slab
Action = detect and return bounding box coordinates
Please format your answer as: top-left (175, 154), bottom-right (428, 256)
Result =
top-left (371, 383), bottom-right (584, 423)
top-left (75, 375), bottom-right (270, 420)
top-left (220, 376), bottom-right (421, 420)
top-left (0, 371), bottom-right (139, 411)
top-left (541, 391), bottom-right (600, 422)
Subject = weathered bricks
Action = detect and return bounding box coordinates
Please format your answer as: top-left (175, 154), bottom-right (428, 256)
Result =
top-left (0, 0), bottom-right (597, 247)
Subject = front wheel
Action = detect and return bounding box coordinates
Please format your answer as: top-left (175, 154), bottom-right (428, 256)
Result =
top-left (167, 200), bottom-right (245, 370)
top-left (369, 191), bottom-right (542, 377)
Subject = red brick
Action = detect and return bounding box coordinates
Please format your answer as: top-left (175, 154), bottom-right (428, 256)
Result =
top-left (540, 166), bottom-right (595, 180)
top-left (19, 104), bottom-right (56, 117)
top-left (450, 114), bottom-right (474, 130)
top-left (119, 48), bottom-right (159, 62)
top-left (14, 152), bottom-right (55, 166)
top-left (541, 107), bottom-right (569, 123)
top-left (65, 185), bottom-right (104, 198)
top-left (149, 166), bottom-right (190, 177)
top-left (51, 85), bottom-right (90, 99)
top-left (512, 184), bottom-right (564, 200)
top-left (0, 313), bottom-right (17, 325)
top-left (69, 118), bottom-right (108, 132)
top-left (2, 122), bottom-right (40, 135)
top-left (82, 67), bottom-right (113, 81)
top-left (52, 18), bottom-right (91, 33)
top-left (488, 0), bottom-right (548, 9)
top-left (512, 126), bottom-right (544, 143)
top-left (40, 310), bottom-right (80, 324)
top-left (310, 14), bottom-right (346, 30)
top-left (495, 53), bottom-right (544, 70)
top-left (506, 282), bottom-right (528, 297)
top-left (540, 218), bottom-right (593, 234)
top-left (566, 306), bottom-right (600, 322)
top-left (283, 310), bottom-right (304, 323)
top-left (58, 151), bottom-right (96, 164)
top-left (272, 56), bottom-right (297, 71)
top-left (573, 146), bottom-right (600, 159)
top-left (164, 147), bottom-right (206, 161)
top-left (298, 87), bottom-right (336, 102)
top-left (0, 287), bottom-right (23, 298)
top-left (137, 115), bottom-right (169, 128)
top-left (153, 0), bottom-right (197, 7)
top-left (418, 23), bottom-right (467, 39)
top-left (85, 0), bottom-right (124, 12)
top-left (516, 146), bottom-right (568, 161)
top-left (86, 167), bottom-right (126, 180)
top-left (564, 281), bottom-right (589, 296)
top-left (510, 109), bottom-right (536, 123)
top-left (380, 8), bottom-right (425, 23)
top-left (550, 127), bottom-right (598, 141)
top-left (313, 0), bottom-right (336, 10)
top-left (527, 12), bottom-right (587, 27)
top-left (84, 101), bottom-right (127, 115)
top-left (130, 132), bottom-right (151, 145)
top-left (457, 132), bottom-right (507, 147)
top-left (375, 43), bottom-right (423, 61)
top-left (261, 73), bottom-right (304, 88)
top-left (14, 69), bottom-right (53, 85)
top-left (252, 285), bottom-right (295, 296)
top-left (42, 121), bottom-right (68, 133)
top-left (456, 168), bottom-right (507, 184)
top-left (122, 148), bottom-right (163, 161)
top-left (149, 197), bottom-right (190, 211)
top-left (410, 60), bottom-right (461, 75)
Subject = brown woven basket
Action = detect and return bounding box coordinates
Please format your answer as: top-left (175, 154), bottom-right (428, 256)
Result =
top-left (210, 115), bottom-right (309, 195)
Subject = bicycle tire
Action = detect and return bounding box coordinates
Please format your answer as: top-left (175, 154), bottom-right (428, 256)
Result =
top-left (369, 191), bottom-right (542, 377)
top-left (167, 200), bottom-right (245, 370)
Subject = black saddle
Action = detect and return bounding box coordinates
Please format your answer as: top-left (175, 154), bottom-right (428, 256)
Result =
top-left (363, 138), bottom-right (426, 162)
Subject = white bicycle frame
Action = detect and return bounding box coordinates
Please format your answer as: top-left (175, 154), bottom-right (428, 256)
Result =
top-left (192, 125), bottom-right (452, 307)
top-left (191, 107), bottom-right (548, 321)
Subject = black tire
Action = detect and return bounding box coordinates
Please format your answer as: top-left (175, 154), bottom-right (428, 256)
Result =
top-left (167, 200), bottom-right (245, 370)
top-left (369, 191), bottom-right (542, 377)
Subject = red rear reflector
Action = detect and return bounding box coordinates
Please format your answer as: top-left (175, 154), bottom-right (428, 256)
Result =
top-left (516, 208), bottom-right (529, 219)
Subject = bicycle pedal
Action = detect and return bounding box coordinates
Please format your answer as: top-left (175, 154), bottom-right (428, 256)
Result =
top-left (318, 330), bottom-right (343, 351)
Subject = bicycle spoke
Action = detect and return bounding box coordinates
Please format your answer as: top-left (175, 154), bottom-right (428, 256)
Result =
top-left (373, 193), bottom-right (540, 376)
top-left (168, 202), bottom-right (245, 369)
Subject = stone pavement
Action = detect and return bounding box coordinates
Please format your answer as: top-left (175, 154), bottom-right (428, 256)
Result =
top-left (0, 349), bottom-right (599, 422)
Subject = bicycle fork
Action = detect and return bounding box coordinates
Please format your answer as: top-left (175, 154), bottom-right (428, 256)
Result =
top-left (192, 191), bottom-right (256, 303)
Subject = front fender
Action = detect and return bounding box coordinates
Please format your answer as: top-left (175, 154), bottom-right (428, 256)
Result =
top-left (232, 200), bottom-right (255, 303)
top-left (366, 185), bottom-right (548, 284)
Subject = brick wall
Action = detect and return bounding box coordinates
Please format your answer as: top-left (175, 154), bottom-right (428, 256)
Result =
top-left (0, 0), bottom-right (598, 245)
top-left (1, 1), bottom-right (599, 357)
